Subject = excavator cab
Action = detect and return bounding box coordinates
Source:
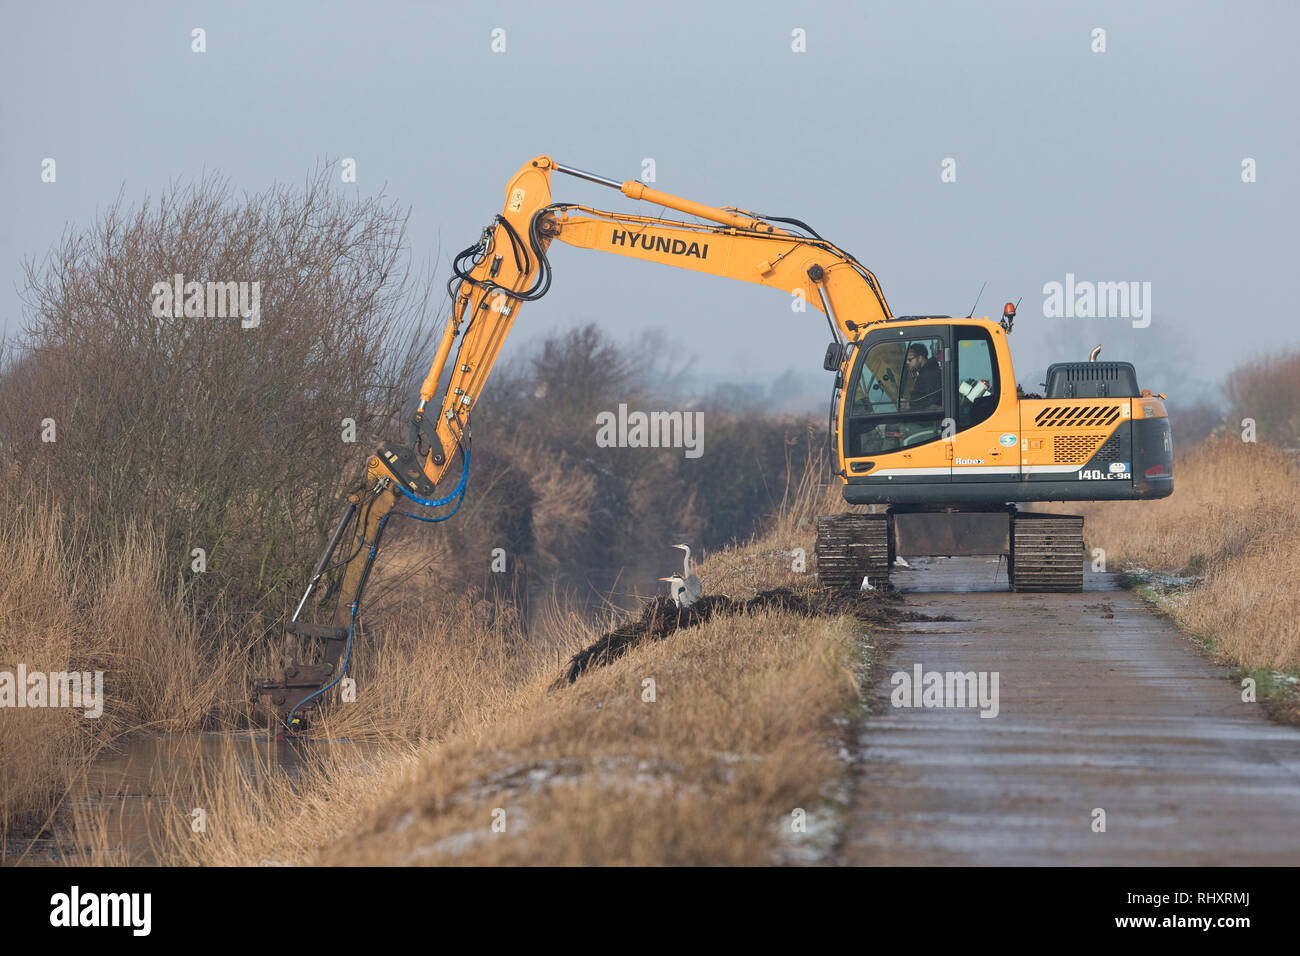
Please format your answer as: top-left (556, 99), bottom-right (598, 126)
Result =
top-left (838, 317), bottom-right (1015, 490)
top-left (820, 314), bottom-right (1173, 593)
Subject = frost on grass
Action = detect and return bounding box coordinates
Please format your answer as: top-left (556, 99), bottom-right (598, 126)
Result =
top-left (1121, 567), bottom-right (1206, 590)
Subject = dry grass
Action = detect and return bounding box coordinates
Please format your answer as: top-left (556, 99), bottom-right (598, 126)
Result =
top-left (0, 502), bottom-right (247, 858)
top-left (0, 497), bottom-right (569, 854)
top-left (0, 505), bottom-right (96, 854)
top-left (305, 592), bottom-right (568, 741)
top-left (53, 488), bottom-right (871, 866)
top-left (320, 606), bottom-right (860, 866)
top-left (1075, 437), bottom-right (1300, 670)
top-left (59, 734), bottom-right (419, 867)
top-left (65, 607), bottom-right (862, 867)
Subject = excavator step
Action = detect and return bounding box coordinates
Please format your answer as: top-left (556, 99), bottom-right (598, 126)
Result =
top-left (815, 513), bottom-right (890, 591)
top-left (1010, 514), bottom-right (1084, 592)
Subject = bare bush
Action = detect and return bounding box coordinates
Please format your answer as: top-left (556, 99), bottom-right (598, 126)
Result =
top-left (1170, 399), bottom-right (1228, 445)
top-left (1224, 347), bottom-right (1300, 447)
top-left (1, 166), bottom-right (437, 624)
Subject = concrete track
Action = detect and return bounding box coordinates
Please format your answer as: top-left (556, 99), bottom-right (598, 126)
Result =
top-left (844, 557), bottom-right (1300, 865)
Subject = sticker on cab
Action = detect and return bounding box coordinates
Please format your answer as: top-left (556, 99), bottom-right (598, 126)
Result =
top-left (999, 433), bottom-right (1017, 446)
top-left (1109, 461), bottom-right (1129, 473)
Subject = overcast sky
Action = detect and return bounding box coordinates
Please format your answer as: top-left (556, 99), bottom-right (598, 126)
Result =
top-left (2, 0), bottom-right (1295, 407)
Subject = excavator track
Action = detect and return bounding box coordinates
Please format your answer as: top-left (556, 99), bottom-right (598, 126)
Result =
top-left (815, 513), bottom-right (891, 591)
top-left (1010, 513), bottom-right (1084, 592)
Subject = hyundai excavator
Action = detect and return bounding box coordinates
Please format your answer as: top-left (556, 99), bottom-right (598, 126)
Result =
top-left (259, 155), bottom-right (1175, 732)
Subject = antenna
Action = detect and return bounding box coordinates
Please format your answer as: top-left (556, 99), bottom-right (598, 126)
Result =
top-left (966, 281), bottom-right (987, 318)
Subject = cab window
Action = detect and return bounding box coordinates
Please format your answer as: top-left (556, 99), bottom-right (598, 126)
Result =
top-left (847, 335), bottom-right (946, 456)
top-left (954, 327), bottom-right (999, 431)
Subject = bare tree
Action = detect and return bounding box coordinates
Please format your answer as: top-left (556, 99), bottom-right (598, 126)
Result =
top-left (2, 165), bottom-right (437, 627)
top-left (1225, 348), bottom-right (1300, 447)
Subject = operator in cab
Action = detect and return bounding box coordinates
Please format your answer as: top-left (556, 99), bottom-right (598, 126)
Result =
top-left (899, 343), bottom-right (941, 411)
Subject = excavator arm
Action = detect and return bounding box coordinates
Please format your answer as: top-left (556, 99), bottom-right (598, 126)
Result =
top-left (419, 156), bottom-right (891, 486)
top-left (259, 155), bottom-right (892, 733)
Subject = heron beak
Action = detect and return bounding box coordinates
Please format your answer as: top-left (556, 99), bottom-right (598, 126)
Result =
top-left (658, 577), bottom-right (673, 582)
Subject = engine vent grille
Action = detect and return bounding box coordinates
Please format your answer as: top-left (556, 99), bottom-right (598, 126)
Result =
top-left (1062, 365), bottom-right (1121, 380)
top-left (1095, 435), bottom-right (1121, 461)
top-left (1045, 362), bottom-right (1140, 398)
top-left (1053, 434), bottom-right (1109, 464)
top-left (1034, 404), bottom-right (1122, 428)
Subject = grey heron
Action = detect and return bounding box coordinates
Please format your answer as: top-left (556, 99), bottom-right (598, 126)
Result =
top-left (658, 574), bottom-right (692, 608)
top-left (672, 543), bottom-right (704, 605)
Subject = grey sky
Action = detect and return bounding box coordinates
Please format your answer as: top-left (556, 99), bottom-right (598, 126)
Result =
top-left (2, 0), bottom-right (1295, 408)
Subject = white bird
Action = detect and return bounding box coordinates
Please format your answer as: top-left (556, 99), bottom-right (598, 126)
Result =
top-left (672, 543), bottom-right (704, 605)
top-left (658, 574), bottom-right (692, 608)
top-left (860, 575), bottom-right (875, 591)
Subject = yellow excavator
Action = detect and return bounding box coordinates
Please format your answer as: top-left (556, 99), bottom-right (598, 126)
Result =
top-left (259, 155), bottom-right (1174, 731)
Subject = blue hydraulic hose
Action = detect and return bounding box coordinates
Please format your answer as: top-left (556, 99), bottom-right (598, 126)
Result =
top-left (283, 512), bottom-right (391, 731)
top-left (393, 448), bottom-right (470, 522)
top-left (281, 451), bottom-right (470, 731)
top-left (283, 614), bottom-right (355, 731)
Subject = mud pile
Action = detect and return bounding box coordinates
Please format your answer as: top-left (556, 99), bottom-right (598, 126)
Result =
top-left (560, 586), bottom-right (918, 685)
